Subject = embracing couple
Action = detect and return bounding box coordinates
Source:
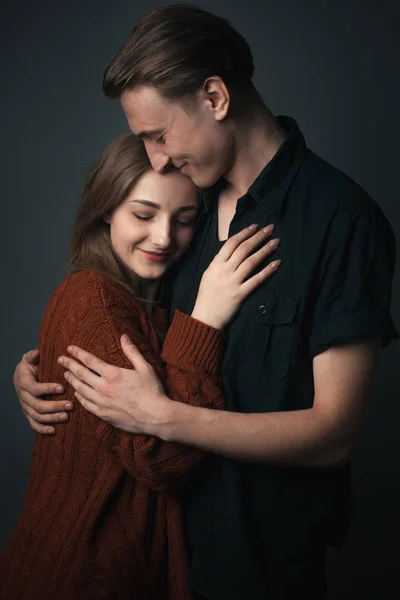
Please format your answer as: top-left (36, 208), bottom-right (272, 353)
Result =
top-left (2, 4), bottom-right (397, 600)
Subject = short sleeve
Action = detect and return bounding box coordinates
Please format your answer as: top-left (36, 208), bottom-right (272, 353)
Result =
top-left (309, 204), bottom-right (398, 358)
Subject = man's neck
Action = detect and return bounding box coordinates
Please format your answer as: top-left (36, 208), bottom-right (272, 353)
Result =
top-left (223, 107), bottom-right (286, 200)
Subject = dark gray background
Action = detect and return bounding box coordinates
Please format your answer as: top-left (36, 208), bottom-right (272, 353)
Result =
top-left (1, 0), bottom-right (399, 597)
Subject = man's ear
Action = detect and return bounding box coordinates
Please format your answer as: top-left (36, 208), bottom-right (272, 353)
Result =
top-left (203, 76), bottom-right (230, 121)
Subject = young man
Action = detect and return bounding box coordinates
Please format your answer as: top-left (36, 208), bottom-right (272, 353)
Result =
top-left (13, 5), bottom-right (397, 600)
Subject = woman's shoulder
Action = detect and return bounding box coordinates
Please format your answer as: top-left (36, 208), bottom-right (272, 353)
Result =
top-left (51, 270), bottom-right (135, 300)
top-left (44, 271), bottom-right (143, 322)
top-left (40, 271), bottom-right (151, 350)
top-left (39, 271), bottom-right (166, 367)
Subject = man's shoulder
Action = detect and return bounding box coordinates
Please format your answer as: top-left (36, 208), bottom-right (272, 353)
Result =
top-left (293, 149), bottom-right (392, 243)
top-left (300, 150), bottom-right (376, 216)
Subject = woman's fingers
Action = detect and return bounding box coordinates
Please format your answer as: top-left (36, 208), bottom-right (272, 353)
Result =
top-left (235, 237), bottom-right (280, 281)
top-left (227, 226), bottom-right (276, 270)
top-left (216, 224), bottom-right (262, 261)
top-left (240, 260), bottom-right (281, 297)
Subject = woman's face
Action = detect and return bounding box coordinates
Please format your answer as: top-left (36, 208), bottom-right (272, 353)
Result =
top-left (108, 168), bottom-right (198, 281)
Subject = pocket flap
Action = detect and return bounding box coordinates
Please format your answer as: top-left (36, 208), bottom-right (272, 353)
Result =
top-left (256, 286), bottom-right (300, 325)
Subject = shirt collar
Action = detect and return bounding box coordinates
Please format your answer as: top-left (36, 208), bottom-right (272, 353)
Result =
top-left (247, 116), bottom-right (306, 217)
top-left (200, 116), bottom-right (307, 218)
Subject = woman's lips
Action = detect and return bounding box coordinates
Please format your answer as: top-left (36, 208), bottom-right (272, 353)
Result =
top-left (139, 250), bottom-right (170, 262)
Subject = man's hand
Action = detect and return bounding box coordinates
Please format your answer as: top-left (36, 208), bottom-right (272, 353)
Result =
top-left (14, 349), bottom-right (73, 434)
top-left (58, 335), bottom-right (170, 435)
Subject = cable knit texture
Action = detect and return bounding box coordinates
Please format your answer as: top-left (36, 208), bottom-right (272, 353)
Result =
top-left (0, 270), bottom-right (224, 600)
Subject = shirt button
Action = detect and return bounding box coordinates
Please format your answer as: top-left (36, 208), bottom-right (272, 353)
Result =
top-left (259, 305), bottom-right (267, 314)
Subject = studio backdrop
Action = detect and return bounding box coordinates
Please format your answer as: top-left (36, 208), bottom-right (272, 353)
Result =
top-left (1, 1), bottom-right (399, 598)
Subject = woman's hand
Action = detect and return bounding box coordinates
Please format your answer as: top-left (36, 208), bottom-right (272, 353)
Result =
top-left (191, 224), bottom-right (280, 330)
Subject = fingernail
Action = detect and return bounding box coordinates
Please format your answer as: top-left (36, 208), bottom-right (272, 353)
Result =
top-left (121, 334), bottom-right (130, 343)
top-left (55, 386), bottom-right (64, 393)
top-left (64, 372), bottom-right (70, 381)
top-left (270, 260), bottom-right (281, 269)
top-left (57, 357), bottom-right (64, 365)
top-left (263, 225), bottom-right (275, 234)
top-left (269, 238), bottom-right (280, 248)
top-left (47, 427), bottom-right (55, 435)
top-left (59, 413), bottom-right (68, 422)
top-left (248, 223), bottom-right (258, 230)
top-left (64, 402), bottom-right (73, 410)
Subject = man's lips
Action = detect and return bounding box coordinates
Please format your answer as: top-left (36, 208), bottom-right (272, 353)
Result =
top-left (139, 249), bottom-right (170, 262)
top-left (174, 161), bottom-right (189, 174)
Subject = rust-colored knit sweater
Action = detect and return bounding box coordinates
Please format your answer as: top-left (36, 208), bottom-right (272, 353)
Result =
top-left (0, 271), bottom-right (224, 600)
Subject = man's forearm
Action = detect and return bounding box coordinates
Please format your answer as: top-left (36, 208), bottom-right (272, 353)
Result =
top-left (157, 401), bottom-right (351, 467)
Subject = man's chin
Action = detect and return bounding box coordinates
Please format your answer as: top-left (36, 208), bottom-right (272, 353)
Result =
top-left (189, 171), bottom-right (221, 189)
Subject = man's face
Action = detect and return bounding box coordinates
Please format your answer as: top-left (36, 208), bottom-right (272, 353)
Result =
top-left (120, 84), bottom-right (234, 188)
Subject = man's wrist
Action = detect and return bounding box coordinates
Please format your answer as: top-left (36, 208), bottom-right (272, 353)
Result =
top-left (154, 398), bottom-right (194, 442)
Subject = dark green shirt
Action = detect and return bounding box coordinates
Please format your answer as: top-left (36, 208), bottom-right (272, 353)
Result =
top-left (166, 117), bottom-right (398, 600)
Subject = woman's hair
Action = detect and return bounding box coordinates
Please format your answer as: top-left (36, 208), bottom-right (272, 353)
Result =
top-left (69, 131), bottom-right (153, 301)
top-left (103, 4), bottom-right (258, 110)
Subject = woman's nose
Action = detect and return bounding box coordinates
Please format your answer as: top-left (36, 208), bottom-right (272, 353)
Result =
top-left (151, 220), bottom-right (172, 248)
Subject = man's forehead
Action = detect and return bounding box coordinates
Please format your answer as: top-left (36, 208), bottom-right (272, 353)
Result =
top-left (121, 85), bottom-right (172, 118)
top-left (121, 89), bottom-right (174, 135)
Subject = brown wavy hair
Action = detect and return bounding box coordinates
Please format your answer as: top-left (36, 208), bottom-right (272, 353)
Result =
top-left (69, 131), bottom-right (153, 302)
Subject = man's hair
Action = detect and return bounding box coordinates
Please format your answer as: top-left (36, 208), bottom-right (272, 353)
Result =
top-left (103, 4), bottom-right (257, 104)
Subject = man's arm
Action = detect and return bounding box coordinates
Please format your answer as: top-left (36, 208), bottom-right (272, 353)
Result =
top-left (159, 337), bottom-right (380, 465)
top-left (63, 336), bottom-right (380, 467)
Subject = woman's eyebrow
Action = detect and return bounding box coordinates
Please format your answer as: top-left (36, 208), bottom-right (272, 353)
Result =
top-left (130, 199), bottom-right (160, 208)
top-left (130, 200), bottom-right (198, 212)
top-left (177, 205), bottom-right (198, 212)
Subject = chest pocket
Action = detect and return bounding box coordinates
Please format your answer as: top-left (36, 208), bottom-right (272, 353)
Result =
top-left (244, 285), bottom-right (300, 386)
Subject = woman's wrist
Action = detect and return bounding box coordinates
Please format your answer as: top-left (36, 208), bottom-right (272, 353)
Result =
top-left (190, 306), bottom-right (222, 330)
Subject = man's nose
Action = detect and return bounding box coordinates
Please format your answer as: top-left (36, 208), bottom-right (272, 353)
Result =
top-left (146, 146), bottom-right (171, 173)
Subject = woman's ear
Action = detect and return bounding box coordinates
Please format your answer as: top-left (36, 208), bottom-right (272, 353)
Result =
top-left (103, 212), bottom-right (111, 224)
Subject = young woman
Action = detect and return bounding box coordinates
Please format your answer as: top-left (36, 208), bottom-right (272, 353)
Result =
top-left (0, 133), bottom-right (279, 600)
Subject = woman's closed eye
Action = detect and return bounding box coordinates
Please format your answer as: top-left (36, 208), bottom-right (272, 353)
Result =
top-left (177, 219), bottom-right (196, 227)
top-left (133, 213), bottom-right (154, 221)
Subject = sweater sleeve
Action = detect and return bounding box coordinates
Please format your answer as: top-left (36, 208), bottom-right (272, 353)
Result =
top-left (79, 273), bottom-right (225, 491)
